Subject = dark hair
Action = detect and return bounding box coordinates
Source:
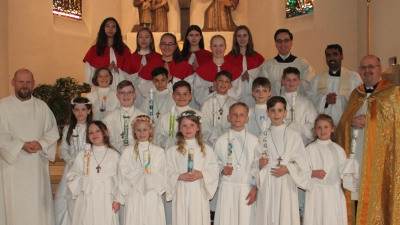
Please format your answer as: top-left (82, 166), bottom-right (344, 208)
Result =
top-left (173, 80), bottom-right (191, 93)
top-left (230, 25), bottom-right (255, 57)
top-left (274, 28), bottom-right (293, 41)
top-left (151, 67), bottom-right (168, 79)
top-left (117, 80), bottom-right (135, 91)
top-left (92, 67), bottom-right (113, 86)
top-left (160, 33), bottom-right (184, 63)
top-left (66, 97), bottom-right (93, 145)
top-left (135, 27), bottom-right (156, 53)
top-left (182, 25), bottom-right (205, 59)
top-left (96, 17), bottom-right (128, 56)
top-left (229, 102), bottom-right (249, 114)
top-left (282, 66), bottom-right (300, 79)
top-left (87, 121), bottom-right (117, 151)
top-left (215, 70), bottom-right (232, 82)
top-left (267, 96), bottom-right (287, 109)
top-left (326, 44), bottom-right (343, 55)
top-left (252, 77), bottom-right (271, 90)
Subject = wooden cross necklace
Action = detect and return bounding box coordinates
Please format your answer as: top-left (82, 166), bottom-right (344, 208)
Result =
top-left (215, 96), bottom-right (229, 120)
top-left (92, 147), bottom-right (109, 173)
top-left (154, 90), bottom-right (170, 118)
top-left (269, 126), bottom-right (287, 165)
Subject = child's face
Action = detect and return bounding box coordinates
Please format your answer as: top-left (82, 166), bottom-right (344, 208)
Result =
top-left (227, 105), bottom-right (249, 129)
top-left (210, 37), bottom-right (226, 58)
top-left (213, 75), bottom-right (232, 94)
top-left (137, 29), bottom-right (152, 50)
top-left (267, 102), bottom-right (287, 126)
top-left (133, 121), bottom-right (152, 142)
top-left (88, 124), bottom-right (105, 146)
top-left (252, 86), bottom-right (271, 104)
top-left (315, 120), bottom-right (334, 141)
top-left (72, 104), bottom-right (91, 124)
top-left (97, 69), bottom-right (112, 88)
top-left (172, 86), bottom-right (192, 107)
top-left (179, 117), bottom-right (199, 140)
top-left (282, 73), bottom-right (301, 93)
top-left (152, 74), bottom-right (168, 91)
top-left (117, 86), bottom-right (136, 107)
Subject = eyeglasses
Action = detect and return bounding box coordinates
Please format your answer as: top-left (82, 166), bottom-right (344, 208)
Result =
top-left (359, 64), bottom-right (381, 71)
top-left (118, 91), bottom-right (135, 96)
top-left (160, 42), bottom-right (176, 48)
top-left (275, 39), bottom-right (291, 44)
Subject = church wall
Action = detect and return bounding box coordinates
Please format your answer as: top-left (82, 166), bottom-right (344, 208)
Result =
top-left (0, 0), bottom-right (9, 98)
top-left (248, 0), bottom-right (360, 74)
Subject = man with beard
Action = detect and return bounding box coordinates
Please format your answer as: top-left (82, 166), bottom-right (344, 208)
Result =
top-left (0, 69), bottom-right (59, 225)
top-left (336, 55), bottom-right (400, 225)
top-left (306, 44), bottom-right (362, 125)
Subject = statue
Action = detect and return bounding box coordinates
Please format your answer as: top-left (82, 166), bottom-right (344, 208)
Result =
top-left (132, 0), bottom-right (153, 31)
top-left (151, 0), bottom-right (169, 32)
top-left (203, 0), bottom-right (239, 32)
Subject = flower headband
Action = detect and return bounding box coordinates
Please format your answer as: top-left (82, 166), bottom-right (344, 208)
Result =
top-left (176, 112), bottom-right (202, 124)
top-left (131, 116), bottom-right (155, 127)
top-left (71, 99), bottom-right (92, 105)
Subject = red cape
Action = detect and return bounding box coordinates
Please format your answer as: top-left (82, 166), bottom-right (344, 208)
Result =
top-left (224, 52), bottom-right (265, 71)
top-left (83, 45), bottom-right (131, 68)
top-left (138, 59), bottom-right (195, 80)
top-left (122, 51), bottom-right (162, 74)
top-left (195, 60), bottom-right (241, 82)
top-left (184, 49), bottom-right (213, 66)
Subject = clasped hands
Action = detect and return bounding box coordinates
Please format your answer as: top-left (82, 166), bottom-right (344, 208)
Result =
top-left (326, 92), bottom-right (337, 104)
top-left (178, 170), bottom-right (203, 182)
top-left (22, 141), bottom-right (42, 153)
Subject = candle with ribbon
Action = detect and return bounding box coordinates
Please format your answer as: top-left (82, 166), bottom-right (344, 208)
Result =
top-left (72, 128), bottom-right (78, 152)
top-left (123, 111), bottom-right (130, 146)
top-left (212, 98), bottom-right (217, 127)
top-left (143, 150), bottom-right (151, 174)
top-left (188, 148), bottom-right (194, 173)
top-left (169, 106), bottom-right (175, 137)
top-left (350, 129), bottom-right (358, 159)
top-left (291, 93), bottom-right (296, 122)
top-left (261, 118), bottom-right (269, 159)
top-left (149, 88), bottom-right (154, 120)
top-left (84, 143), bottom-right (91, 176)
top-left (227, 130), bottom-right (233, 167)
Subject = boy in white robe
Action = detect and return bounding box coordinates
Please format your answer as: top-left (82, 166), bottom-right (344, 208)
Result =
top-left (256, 96), bottom-right (311, 225)
top-left (246, 77), bottom-right (272, 136)
top-left (214, 103), bottom-right (258, 225)
top-left (139, 67), bottom-right (174, 125)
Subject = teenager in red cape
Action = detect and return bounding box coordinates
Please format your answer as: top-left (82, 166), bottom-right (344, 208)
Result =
top-left (181, 25), bottom-right (213, 70)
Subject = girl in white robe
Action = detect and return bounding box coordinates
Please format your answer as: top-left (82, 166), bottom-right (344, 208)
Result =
top-left (303, 114), bottom-right (349, 225)
top-left (67, 121), bottom-right (122, 225)
top-left (54, 97), bottom-right (93, 225)
top-left (166, 110), bottom-right (219, 225)
top-left (119, 115), bottom-right (166, 225)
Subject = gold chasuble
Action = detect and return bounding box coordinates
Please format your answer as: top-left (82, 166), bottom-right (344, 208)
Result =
top-left (336, 78), bottom-right (400, 225)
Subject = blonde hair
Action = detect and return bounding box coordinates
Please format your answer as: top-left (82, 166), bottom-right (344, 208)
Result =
top-left (131, 115), bottom-right (155, 159)
top-left (176, 110), bottom-right (206, 157)
top-left (307, 114), bottom-right (336, 146)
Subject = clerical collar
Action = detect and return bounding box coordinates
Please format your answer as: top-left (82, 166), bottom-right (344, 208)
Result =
top-left (364, 82), bottom-right (379, 93)
top-left (329, 70), bottom-right (341, 77)
top-left (275, 54), bottom-right (297, 63)
top-left (138, 49), bottom-right (150, 55)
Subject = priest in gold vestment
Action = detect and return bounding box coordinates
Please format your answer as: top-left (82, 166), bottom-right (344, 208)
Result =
top-left (336, 55), bottom-right (400, 225)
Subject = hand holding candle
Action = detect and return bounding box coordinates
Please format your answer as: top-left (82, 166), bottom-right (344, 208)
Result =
top-left (350, 129), bottom-right (358, 159)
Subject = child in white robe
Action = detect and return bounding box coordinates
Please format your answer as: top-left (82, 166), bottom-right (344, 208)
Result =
top-left (119, 115), bottom-right (166, 225)
top-left (103, 80), bottom-right (146, 153)
top-left (54, 97), bottom-right (93, 225)
top-left (304, 114), bottom-right (351, 225)
top-left (246, 77), bottom-right (272, 136)
top-left (139, 67), bottom-right (174, 125)
top-left (67, 121), bottom-right (122, 225)
top-left (214, 103), bottom-right (259, 225)
top-left (86, 67), bottom-right (120, 121)
top-left (166, 110), bottom-right (219, 225)
top-left (255, 96), bottom-right (311, 225)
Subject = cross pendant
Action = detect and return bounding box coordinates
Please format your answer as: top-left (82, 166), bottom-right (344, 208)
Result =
top-left (100, 109), bottom-right (105, 112)
top-left (277, 157), bottom-right (283, 165)
top-left (121, 132), bottom-right (124, 139)
top-left (96, 165), bottom-right (101, 173)
top-left (219, 109), bottom-right (223, 115)
top-left (156, 112), bottom-right (160, 118)
top-left (236, 164), bottom-right (241, 171)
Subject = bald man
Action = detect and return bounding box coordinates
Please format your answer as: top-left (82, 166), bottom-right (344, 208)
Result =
top-left (0, 69), bottom-right (59, 225)
top-left (336, 55), bottom-right (400, 225)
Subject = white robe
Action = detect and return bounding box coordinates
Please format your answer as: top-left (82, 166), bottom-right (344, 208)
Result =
top-left (67, 145), bottom-right (121, 225)
top-left (139, 89), bottom-right (174, 125)
top-left (54, 124), bottom-right (87, 225)
top-left (166, 139), bottom-right (219, 225)
top-left (239, 62), bottom-right (263, 108)
top-left (102, 107), bottom-right (146, 153)
top-left (213, 129), bottom-right (259, 225)
top-left (0, 94), bottom-right (59, 225)
top-left (306, 68), bottom-right (362, 125)
top-left (246, 104), bottom-right (271, 137)
top-left (255, 124), bottom-right (311, 225)
top-left (119, 142), bottom-right (166, 225)
top-left (282, 92), bottom-right (318, 145)
top-left (304, 139), bottom-right (348, 225)
top-left (259, 57), bottom-right (315, 96)
top-left (201, 93), bottom-right (237, 133)
top-left (86, 87), bottom-right (120, 121)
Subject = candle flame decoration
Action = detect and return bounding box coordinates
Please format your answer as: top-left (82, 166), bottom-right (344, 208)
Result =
top-left (84, 151), bottom-right (91, 176)
top-left (123, 112), bottom-right (130, 146)
top-left (149, 88), bottom-right (154, 120)
top-left (227, 130), bottom-right (233, 167)
top-left (144, 150), bottom-right (151, 174)
top-left (188, 148), bottom-right (194, 173)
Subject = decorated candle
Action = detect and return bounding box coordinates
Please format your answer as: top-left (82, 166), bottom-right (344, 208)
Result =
top-left (169, 106), bottom-right (175, 137)
top-left (213, 98), bottom-right (217, 127)
top-left (261, 118), bottom-right (269, 158)
top-left (149, 88), bottom-right (154, 120)
top-left (227, 130), bottom-right (233, 167)
top-left (84, 143), bottom-right (92, 176)
top-left (72, 129), bottom-right (78, 137)
top-left (188, 148), bottom-right (194, 173)
top-left (291, 93), bottom-right (296, 122)
top-left (143, 150), bottom-right (151, 174)
top-left (123, 111), bottom-right (129, 146)
top-left (350, 129), bottom-right (358, 159)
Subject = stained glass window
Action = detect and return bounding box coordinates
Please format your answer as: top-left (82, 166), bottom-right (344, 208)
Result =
top-left (53, 0), bottom-right (82, 20)
top-left (286, 0), bottom-right (314, 18)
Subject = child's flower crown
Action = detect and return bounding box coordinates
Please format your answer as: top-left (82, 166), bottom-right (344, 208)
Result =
top-left (131, 115), bottom-right (155, 127)
top-left (71, 99), bottom-right (92, 105)
top-left (176, 112), bottom-right (202, 124)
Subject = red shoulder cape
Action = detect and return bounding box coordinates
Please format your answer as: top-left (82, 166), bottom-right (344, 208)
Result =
top-left (138, 59), bottom-right (195, 80)
top-left (83, 45), bottom-right (131, 68)
top-left (224, 52), bottom-right (265, 71)
top-left (122, 51), bottom-right (162, 74)
top-left (185, 49), bottom-right (213, 66)
top-left (195, 60), bottom-right (242, 82)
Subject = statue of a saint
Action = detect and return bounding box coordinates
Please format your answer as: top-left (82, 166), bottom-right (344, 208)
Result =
top-left (132, 0), bottom-right (153, 31)
top-left (203, 0), bottom-right (239, 32)
top-left (151, 0), bottom-right (169, 32)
